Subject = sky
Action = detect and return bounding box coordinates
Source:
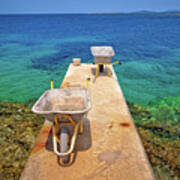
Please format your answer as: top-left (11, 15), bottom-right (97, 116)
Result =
top-left (0, 0), bottom-right (180, 14)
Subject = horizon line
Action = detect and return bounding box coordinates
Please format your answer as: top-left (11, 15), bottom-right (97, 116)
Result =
top-left (0, 10), bottom-right (180, 15)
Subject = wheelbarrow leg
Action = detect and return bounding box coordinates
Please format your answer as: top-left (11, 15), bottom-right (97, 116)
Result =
top-left (79, 119), bottom-right (83, 134)
top-left (53, 114), bottom-right (80, 164)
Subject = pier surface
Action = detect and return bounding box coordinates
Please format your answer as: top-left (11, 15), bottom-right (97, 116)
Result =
top-left (21, 64), bottom-right (155, 180)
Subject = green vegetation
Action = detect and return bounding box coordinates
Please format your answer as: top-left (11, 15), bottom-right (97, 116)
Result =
top-left (128, 96), bottom-right (180, 180)
top-left (0, 96), bottom-right (179, 179)
top-left (0, 102), bottom-right (44, 180)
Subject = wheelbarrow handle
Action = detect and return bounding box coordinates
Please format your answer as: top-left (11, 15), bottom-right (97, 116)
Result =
top-left (50, 79), bottom-right (54, 89)
top-left (85, 76), bottom-right (91, 89)
top-left (112, 61), bottom-right (119, 65)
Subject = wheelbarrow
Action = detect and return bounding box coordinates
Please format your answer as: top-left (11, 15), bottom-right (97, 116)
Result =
top-left (32, 87), bottom-right (91, 163)
top-left (91, 46), bottom-right (119, 77)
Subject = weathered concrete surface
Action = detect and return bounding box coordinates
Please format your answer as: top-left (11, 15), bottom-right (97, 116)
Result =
top-left (20, 64), bottom-right (155, 180)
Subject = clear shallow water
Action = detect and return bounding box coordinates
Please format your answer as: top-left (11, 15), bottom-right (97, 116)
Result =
top-left (0, 14), bottom-right (180, 104)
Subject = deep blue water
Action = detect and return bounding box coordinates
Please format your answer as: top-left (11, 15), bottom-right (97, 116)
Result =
top-left (0, 14), bottom-right (180, 104)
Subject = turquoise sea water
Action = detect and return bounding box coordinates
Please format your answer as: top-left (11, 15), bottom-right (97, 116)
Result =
top-left (0, 14), bottom-right (180, 105)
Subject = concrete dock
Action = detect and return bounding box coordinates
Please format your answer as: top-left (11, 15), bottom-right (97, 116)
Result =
top-left (20, 64), bottom-right (155, 180)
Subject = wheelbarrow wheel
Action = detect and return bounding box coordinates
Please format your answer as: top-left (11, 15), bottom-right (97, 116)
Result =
top-left (99, 64), bottom-right (104, 73)
top-left (60, 127), bottom-right (70, 163)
